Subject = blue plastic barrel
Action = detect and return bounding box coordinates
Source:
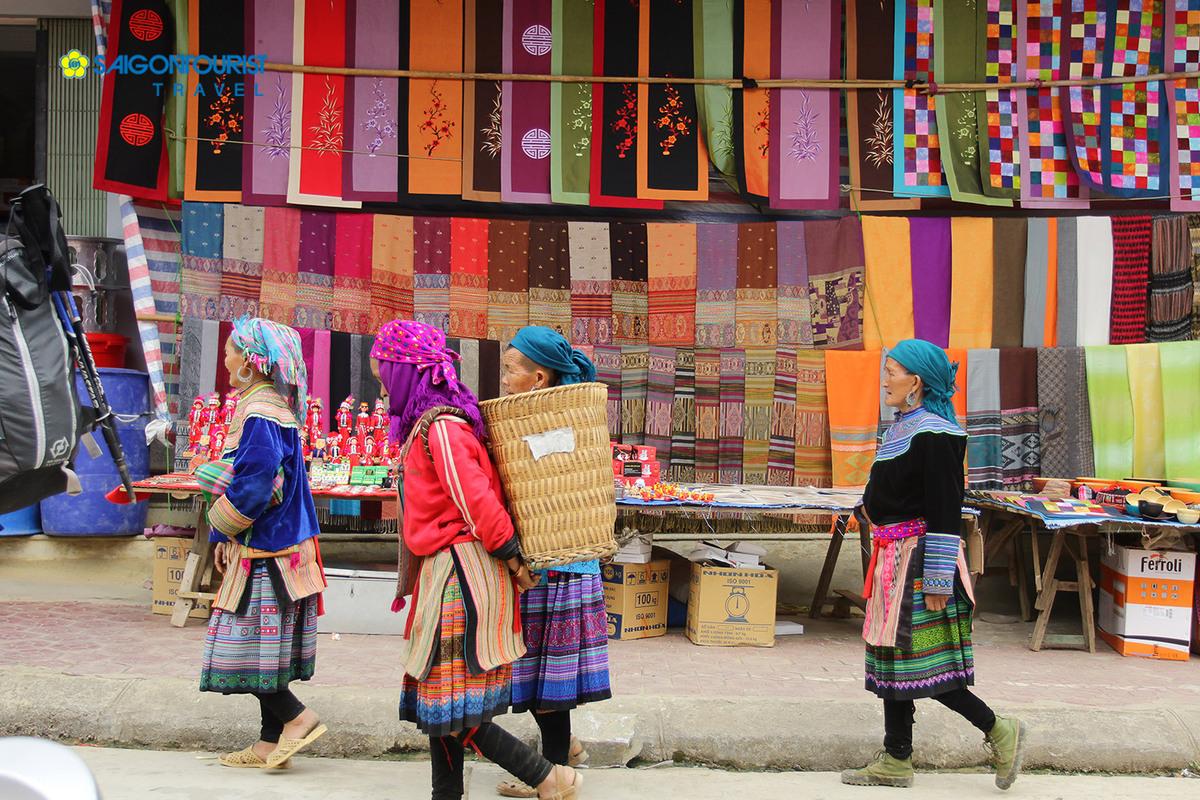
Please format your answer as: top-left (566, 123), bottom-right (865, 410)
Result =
top-left (0, 505), bottom-right (42, 537)
top-left (40, 369), bottom-right (151, 537)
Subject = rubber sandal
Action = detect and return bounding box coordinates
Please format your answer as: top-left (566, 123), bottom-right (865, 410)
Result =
top-left (496, 779), bottom-right (539, 798)
top-left (543, 769), bottom-right (583, 800)
top-left (218, 746), bottom-right (290, 769)
top-left (264, 722), bottom-right (328, 769)
top-left (568, 737), bottom-right (589, 768)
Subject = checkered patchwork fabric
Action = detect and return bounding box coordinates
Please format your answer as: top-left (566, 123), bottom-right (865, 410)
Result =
top-left (1170, 3), bottom-right (1200, 204)
top-left (985, 0), bottom-right (1021, 191)
top-left (1022, 0), bottom-right (1085, 200)
top-left (1063, 0), bottom-right (1107, 186)
top-left (1106, 1), bottom-right (1166, 193)
top-left (900, 0), bottom-right (945, 188)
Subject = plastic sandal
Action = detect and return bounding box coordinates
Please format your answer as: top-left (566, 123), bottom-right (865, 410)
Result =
top-left (496, 779), bottom-right (539, 798)
top-left (264, 723), bottom-right (328, 769)
top-left (543, 769), bottom-right (583, 800)
top-left (218, 746), bottom-right (290, 769)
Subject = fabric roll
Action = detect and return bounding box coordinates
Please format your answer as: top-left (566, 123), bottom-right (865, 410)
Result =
top-left (669, 348), bottom-right (697, 482)
top-left (694, 0), bottom-right (736, 185)
top-left (693, 349), bottom-right (722, 482)
top-left (369, 214), bottom-right (414, 331)
top-left (735, 222), bottom-right (778, 348)
top-left (794, 350), bottom-right (832, 487)
top-left (862, 217), bottom-right (914, 350)
top-left (405, 0), bottom-right (463, 195)
top-left (462, 0), bottom-right (504, 202)
top-left (992, 218), bottom-right (1028, 348)
top-left (343, 0), bottom-right (402, 202)
top-left (219, 205), bottom-right (264, 322)
top-left (569, 221), bottom-right (613, 345)
top-left (949, 218), bottom-right (994, 349)
top-left (550, 0), bottom-right (594, 204)
top-left (1023, 218), bottom-right (1059, 348)
top-left (527, 221), bottom-right (572, 337)
top-left (695, 223), bottom-right (738, 348)
top-left (294, 211), bottom-right (336, 330)
top-left (502, 0), bottom-right (553, 204)
top-left (181, 202), bottom-right (224, 320)
top-left (766, 348), bottom-right (797, 486)
top-left (893, 0), bottom-right (950, 199)
top-left (644, 347), bottom-right (677, 469)
top-left (184, 0), bottom-right (244, 201)
top-left (1147, 216), bottom-right (1195, 342)
top-left (908, 217), bottom-right (952, 348)
top-left (966, 348), bottom-right (1003, 489)
top-left (478, 339), bottom-right (502, 401)
top-left (1159, 342), bottom-right (1200, 479)
top-left (259, 206), bottom-right (301, 325)
top-left (1109, 216), bottom-right (1153, 345)
top-left (593, 345), bottom-right (622, 438)
top-left (998, 348), bottom-right (1040, 490)
top-left (331, 214), bottom-right (373, 334)
top-left (741, 349), bottom-right (774, 485)
top-left (413, 217), bottom-right (453, 334)
top-left (1037, 347), bottom-right (1095, 479)
top-left (646, 223), bottom-right (697, 347)
top-left (621, 346), bottom-right (650, 445)
top-left (776, 222), bottom-right (813, 348)
top-left (1169, 4), bottom-right (1200, 212)
top-left (449, 218), bottom-right (490, 340)
top-left (1084, 346), bottom-right (1135, 481)
top-left (1056, 217), bottom-right (1079, 347)
top-left (244, 0), bottom-right (296, 205)
top-left (134, 204), bottom-right (183, 412)
top-left (806, 218), bottom-right (866, 349)
top-left (330, 332), bottom-right (353, 409)
top-left (610, 223), bottom-right (650, 345)
top-left (487, 220), bottom-right (531, 343)
top-left (717, 349), bottom-right (746, 484)
top-left (1126, 343), bottom-right (1166, 479)
top-left (824, 349), bottom-right (880, 490)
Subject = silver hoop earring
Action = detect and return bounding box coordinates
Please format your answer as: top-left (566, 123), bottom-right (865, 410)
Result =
top-left (905, 391), bottom-right (917, 409)
top-left (237, 364), bottom-right (255, 386)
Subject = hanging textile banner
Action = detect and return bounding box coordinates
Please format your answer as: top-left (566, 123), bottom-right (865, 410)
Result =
top-left (594, 345), bottom-right (622, 435)
top-left (1062, 1), bottom-right (1167, 198)
top-left (568, 221), bottom-right (613, 345)
top-left (134, 203), bottom-right (183, 411)
top-left (742, 349), bottom-right (775, 485)
top-left (694, 0), bottom-right (737, 187)
top-left (288, 0), bottom-right (360, 208)
top-left (693, 348), bottom-right (721, 483)
top-left (344, 0), bottom-right (402, 202)
top-left (775, 221), bottom-right (813, 348)
top-left (825, 349), bottom-right (880, 490)
top-left (1125, 343), bottom-right (1166, 479)
top-left (610, 222), bottom-right (650, 345)
top-left (244, 0), bottom-right (296, 206)
top-left (1075, 216), bottom-right (1114, 346)
top-left (1037, 346), bottom-right (1095, 478)
top-left (1023, 218), bottom-right (1060, 348)
top-left (1147, 216), bottom-right (1195, 341)
top-left (1169, 1), bottom-right (1200, 211)
top-left (551, 0), bottom-right (594, 205)
top-left (95, 0), bottom-right (173, 200)
top-left (862, 216), bottom-right (914, 350)
top-left (1055, 217), bottom-right (1079, 346)
top-left (184, 0), bottom-right (243, 201)
top-left (637, 0), bottom-right (707, 201)
top-left (180, 201), bottom-right (223, 319)
top-left (766, 348), bottom-right (796, 487)
top-left (966, 348), bottom-right (1003, 490)
top-left (463, 0), bottom-right (504, 202)
top-left (805, 217), bottom-right (865, 350)
top-left (932, 0), bottom-right (1014, 206)
top-left (795, 350), bottom-right (832, 487)
top-left (735, 222), bottom-right (777, 348)
top-left (1016, 0), bottom-right (1089, 208)
top-left (847, 0), bottom-right (917, 210)
top-left (670, 348), bottom-right (697, 482)
top-left (695, 223), bottom-right (738, 348)
top-left (369, 214), bottom-right (414, 331)
top-left (527, 221), bottom-right (572, 336)
top-left (219, 204), bottom-right (265, 321)
top-left (768, 0), bottom-right (840, 210)
top-left (646, 222), bottom-right (697, 347)
top-left (908, 217), bottom-right (952, 349)
top-left (992, 218), bottom-right (1028, 349)
top-left (487, 219), bottom-right (530, 342)
top-left (893, 0), bottom-right (950, 199)
top-left (332, 214), bottom-right (373, 335)
top-left (621, 346), bottom-right (650, 445)
top-left (718, 349), bottom-right (746, 484)
top-left (449, 218), bottom-right (490, 339)
top-left (1084, 345), bottom-right (1134, 480)
top-left (406, 0), bottom-right (464, 195)
top-left (732, 0), bottom-right (771, 203)
top-left (503, 0), bottom-right (553, 203)
top-left (1159, 341), bottom-right (1200, 479)
top-left (978, 0), bottom-right (1021, 202)
top-left (999, 348), bottom-right (1040, 490)
top-left (948, 217), bottom-right (994, 349)
top-left (415, 216), bottom-right (453, 334)
top-left (590, 0), bottom-right (662, 208)
top-left (1109, 215), bottom-right (1153, 346)
top-left (259, 206), bottom-right (301, 325)
top-left (295, 211), bottom-right (336, 329)
top-left (645, 346), bottom-right (677, 468)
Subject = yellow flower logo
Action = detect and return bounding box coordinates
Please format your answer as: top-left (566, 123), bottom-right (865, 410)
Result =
top-left (59, 50), bottom-right (90, 79)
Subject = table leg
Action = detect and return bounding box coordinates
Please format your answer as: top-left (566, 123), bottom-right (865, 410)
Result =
top-left (810, 514), bottom-right (848, 620)
top-left (1030, 524), bottom-right (1043, 594)
top-left (1076, 532), bottom-right (1096, 654)
top-left (1030, 531), bottom-right (1065, 651)
top-left (171, 508), bottom-right (214, 627)
top-left (1010, 533), bottom-right (1032, 622)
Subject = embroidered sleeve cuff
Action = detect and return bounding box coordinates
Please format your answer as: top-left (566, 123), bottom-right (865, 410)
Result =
top-left (488, 535), bottom-right (521, 562)
top-left (208, 494), bottom-right (253, 539)
top-left (922, 531), bottom-right (960, 596)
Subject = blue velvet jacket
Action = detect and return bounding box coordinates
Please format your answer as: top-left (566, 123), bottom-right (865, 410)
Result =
top-left (207, 383), bottom-right (319, 552)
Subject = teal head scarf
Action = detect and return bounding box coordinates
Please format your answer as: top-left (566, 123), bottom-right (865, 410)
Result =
top-left (887, 339), bottom-right (959, 425)
top-left (509, 326), bottom-right (597, 386)
top-left (230, 316), bottom-right (308, 421)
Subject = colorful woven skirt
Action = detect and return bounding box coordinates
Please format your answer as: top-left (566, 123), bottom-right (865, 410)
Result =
top-left (399, 571), bottom-right (513, 737)
top-left (199, 562), bottom-right (317, 693)
top-left (864, 537), bottom-right (975, 701)
top-left (510, 572), bottom-right (612, 713)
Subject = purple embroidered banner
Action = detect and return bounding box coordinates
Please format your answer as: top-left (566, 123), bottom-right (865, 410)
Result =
top-left (243, 0), bottom-right (294, 205)
top-left (502, 0), bottom-right (553, 203)
top-left (344, 0), bottom-right (401, 201)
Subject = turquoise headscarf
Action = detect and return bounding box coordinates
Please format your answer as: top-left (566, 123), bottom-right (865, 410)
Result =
top-left (888, 339), bottom-right (959, 425)
top-left (231, 316), bottom-right (308, 421)
top-left (509, 326), bottom-right (597, 385)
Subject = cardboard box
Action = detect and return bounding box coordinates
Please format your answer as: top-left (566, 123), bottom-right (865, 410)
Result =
top-left (602, 559), bottom-right (670, 640)
top-left (151, 538), bottom-right (212, 619)
top-left (1098, 546), bottom-right (1195, 661)
top-left (686, 562), bottom-right (778, 647)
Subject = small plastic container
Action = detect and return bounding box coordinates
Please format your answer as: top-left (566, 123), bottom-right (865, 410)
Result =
top-left (85, 332), bottom-right (127, 368)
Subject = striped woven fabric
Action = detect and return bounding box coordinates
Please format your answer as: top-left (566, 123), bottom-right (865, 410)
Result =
top-left (449, 218), bottom-right (490, 340)
top-left (741, 349), bottom-right (775, 485)
top-left (695, 224), bottom-right (738, 348)
top-left (776, 222), bottom-right (814, 347)
top-left (966, 348), bottom-right (1003, 489)
top-left (669, 348), bottom-right (696, 482)
top-left (1037, 346), bottom-right (1095, 479)
top-left (806, 218), bottom-right (866, 350)
top-left (735, 223), bottom-right (778, 348)
top-left (646, 223), bottom-right (697, 347)
top-left (825, 349), bottom-right (880, 490)
top-left (527, 221), bottom-right (572, 337)
top-left (1109, 215), bottom-right (1152, 345)
top-left (414, 217), bottom-right (454, 335)
top-left (1147, 216), bottom-right (1195, 342)
top-left (331, 214), bottom-right (373, 335)
top-left (610, 223), bottom-right (649, 345)
top-left (620, 346), bottom-right (649, 446)
top-left (211, 537), bottom-right (325, 614)
top-left (370, 214), bottom-right (415, 331)
top-left (259, 207), bottom-right (301, 327)
top-left (717, 349), bottom-right (745, 485)
top-left (1190, 215), bottom-right (1200, 339)
top-left (134, 203), bottom-right (183, 413)
top-left (998, 348), bottom-right (1040, 490)
top-left (767, 348), bottom-right (798, 486)
top-left (486, 219), bottom-right (530, 343)
top-left (295, 211), bottom-right (336, 330)
top-left (644, 347), bottom-right (677, 468)
top-left (219, 205), bottom-right (264, 322)
top-left (181, 202), bottom-right (224, 320)
top-left (693, 349), bottom-right (722, 483)
top-left (568, 221), bottom-right (613, 345)
top-left (794, 349), bottom-right (832, 487)
top-left (593, 345), bottom-right (623, 437)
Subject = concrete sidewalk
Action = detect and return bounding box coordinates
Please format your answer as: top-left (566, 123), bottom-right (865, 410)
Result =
top-left (2, 598), bottom-right (1199, 773)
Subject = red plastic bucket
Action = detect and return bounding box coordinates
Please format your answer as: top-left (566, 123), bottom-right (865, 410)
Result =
top-left (86, 332), bottom-right (127, 368)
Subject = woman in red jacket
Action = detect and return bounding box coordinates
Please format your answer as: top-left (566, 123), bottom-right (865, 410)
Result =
top-left (371, 320), bottom-right (582, 800)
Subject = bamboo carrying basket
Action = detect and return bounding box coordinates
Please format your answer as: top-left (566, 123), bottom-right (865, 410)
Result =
top-left (479, 383), bottom-right (618, 570)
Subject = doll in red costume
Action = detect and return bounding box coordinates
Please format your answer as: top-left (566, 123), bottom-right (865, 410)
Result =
top-left (336, 397), bottom-right (354, 433)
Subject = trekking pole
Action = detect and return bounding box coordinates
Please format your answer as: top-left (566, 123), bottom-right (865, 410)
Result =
top-left (50, 290), bottom-right (137, 502)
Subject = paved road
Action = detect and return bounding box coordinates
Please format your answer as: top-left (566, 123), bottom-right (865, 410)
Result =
top-left (69, 747), bottom-right (1197, 800)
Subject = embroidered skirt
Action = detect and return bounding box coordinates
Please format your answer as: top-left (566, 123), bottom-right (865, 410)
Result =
top-left (863, 537), bottom-right (975, 701)
top-left (510, 572), bottom-right (612, 713)
top-left (399, 570), bottom-right (513, 737)
top-left (199, 561), bottom-right (317, 693)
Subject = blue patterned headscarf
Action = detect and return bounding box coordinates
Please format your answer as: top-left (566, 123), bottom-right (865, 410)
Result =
top-left (509, 326), bottom-right (597, 386)
top-left (231, 316), bottom-right (308, 420)
top-left (887, 339), bottom-right (959, 425)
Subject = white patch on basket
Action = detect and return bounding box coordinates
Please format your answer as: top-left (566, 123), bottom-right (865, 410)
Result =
top-left (522, 427), bottom-right (576, 461)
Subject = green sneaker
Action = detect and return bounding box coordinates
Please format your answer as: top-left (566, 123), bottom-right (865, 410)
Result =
top-left (985, 716), bottom-right (1027, 790)
top-left (840, 750), bottom-right (915, 788)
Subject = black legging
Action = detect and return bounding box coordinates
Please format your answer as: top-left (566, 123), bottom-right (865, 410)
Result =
top-left (533, 710), bottom-right (572, 766)
top-left (430, 723), bottom-right (555, 800)
top-left (883, 689), bottom-right (997, 760)
top-left (255, 690), bottom-right (306, 744)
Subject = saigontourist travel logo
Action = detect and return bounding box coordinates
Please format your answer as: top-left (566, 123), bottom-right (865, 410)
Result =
top-left (58, 48), bottom-right (267, 98)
